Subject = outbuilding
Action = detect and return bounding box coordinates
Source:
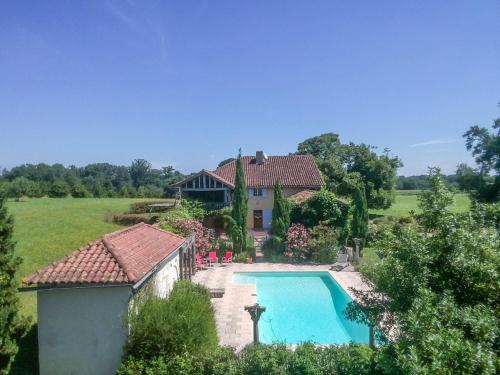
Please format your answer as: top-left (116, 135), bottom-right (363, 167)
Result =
top-left (21, 223), bottom-right (195, 375)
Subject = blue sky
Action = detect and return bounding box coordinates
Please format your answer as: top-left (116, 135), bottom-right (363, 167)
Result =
top-left (1, 1), bottom-right (498, 175)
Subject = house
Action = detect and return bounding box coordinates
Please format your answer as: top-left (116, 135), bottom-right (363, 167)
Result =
top-left (173, 151), bottom-right (324, 229)
top-left (21, 223), bottom-right (196, 375)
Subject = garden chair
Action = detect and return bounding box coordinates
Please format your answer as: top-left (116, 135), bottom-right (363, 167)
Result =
top-left (195, 253), bottom-right (207, 270)
top-left (329, 251), bottom-right (350, 272)
top-left (222, 251), bottom-right (233, 264)
top-left (207, 251), bottom-right (218, 266)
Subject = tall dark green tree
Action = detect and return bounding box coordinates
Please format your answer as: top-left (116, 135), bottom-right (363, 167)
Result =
top-left (0, 194), bottom-right (28, 374)
top-left (231, 150), bottom-right (248, 252)
top-left (130, 159), bottom-right (152, 189)
top-left (271, 180), bottom-right (290, 239)
top-left (350, 183), bottom-right (368, 245)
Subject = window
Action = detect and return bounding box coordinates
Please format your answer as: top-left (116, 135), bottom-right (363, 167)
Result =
top-left (253, 188), bottom-right (263, 197)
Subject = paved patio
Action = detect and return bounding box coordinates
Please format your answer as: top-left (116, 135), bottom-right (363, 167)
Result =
top-left (192, 262), bottom-right (369, 351)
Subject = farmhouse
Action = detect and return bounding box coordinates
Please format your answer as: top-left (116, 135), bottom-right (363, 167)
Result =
top-left (21, 223), bottom-right (195, 375)
top-left (173, 151), bottom-right (324, 229)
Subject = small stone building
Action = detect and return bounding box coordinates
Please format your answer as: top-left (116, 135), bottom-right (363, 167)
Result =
top-left (21, 223), bottom-right (195, 375)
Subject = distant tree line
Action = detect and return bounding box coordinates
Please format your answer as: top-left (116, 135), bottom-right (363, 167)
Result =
top-left (0, 159), bottom-right (185, 199)
top-left (397, 174), bottom-right (461, 191)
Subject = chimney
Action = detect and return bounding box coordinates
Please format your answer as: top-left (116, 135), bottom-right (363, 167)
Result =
top-left (256, 151), bottom-right (267, 165)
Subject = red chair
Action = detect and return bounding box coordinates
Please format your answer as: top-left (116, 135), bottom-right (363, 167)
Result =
top-left (195, 253), bottom-right (206, 270)
top-left (207, 251), bottom-right (218, 266)
top-left (222, 251), bottom-right (233, 264)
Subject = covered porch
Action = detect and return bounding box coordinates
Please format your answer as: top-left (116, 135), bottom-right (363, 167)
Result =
top-left (173, 170), bottom-right (234, 209)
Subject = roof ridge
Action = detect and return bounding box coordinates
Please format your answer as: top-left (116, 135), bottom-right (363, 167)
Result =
top-left (101, 237), bottom-right (138, 282)
top-left (103, 222), bottom-right (146, 240)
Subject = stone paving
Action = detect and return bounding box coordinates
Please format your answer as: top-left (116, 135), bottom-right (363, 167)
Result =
top-left (192, 262), bottom-right (369, 351)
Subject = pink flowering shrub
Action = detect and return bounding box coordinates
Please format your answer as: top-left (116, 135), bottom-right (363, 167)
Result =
top-left (174, 219), bottom-right (213, 256)
top-left (285, 223), bottom-right (311, 261)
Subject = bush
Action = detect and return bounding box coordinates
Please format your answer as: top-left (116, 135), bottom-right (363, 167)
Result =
top-left (71, 183), bottom-right (91, 198)
top-left (112, 213), bottom-right (159, 226)
top-left (309, 225), bottom-right (339, 264)
top-left (262, 235), bottom-right (284, 260)
top-left (126, 281), bottom-right (218, 360)
top-left (290, 190), bottom-right (349, 233)
top-left (118, 344), bottom-right (376, 375)
top-left (48, 180), bottom-right (69, 198)
top-left (285, 223), bottom-right (311, 261)
top-left (129, 201), bottom-right (174, 214)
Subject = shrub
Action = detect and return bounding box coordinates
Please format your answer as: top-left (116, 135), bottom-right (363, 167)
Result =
top-left (112, 213), bottom-right (159, 226)
top-left (71, 183), bottom-right (91, 198)
top-left (285, 224), bottom-right (311, 261)
top-left (126, 281), bottom-right (218, 360)
top-left (309, 225), bottom-right (339, 264)
top-left (171, 219), bottom-right (213, 256)
top-left (290, 190), bottom-right (350, 236)
top-left (262, 235), bottom-right (284, 260)
top-left (128, 201), bottom-right (175, 214)
top-left (48, 180), bottom-right (69, 198)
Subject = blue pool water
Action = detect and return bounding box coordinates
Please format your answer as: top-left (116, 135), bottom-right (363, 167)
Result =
top-left (233, 272), bottom-right (369, 345)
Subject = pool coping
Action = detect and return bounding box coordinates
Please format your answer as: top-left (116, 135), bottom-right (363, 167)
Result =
top-left (192, 263), bottom-right (370, 351)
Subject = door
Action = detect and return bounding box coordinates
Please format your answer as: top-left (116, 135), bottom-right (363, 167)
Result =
top-left (253, 210), bottom-right (263, 229)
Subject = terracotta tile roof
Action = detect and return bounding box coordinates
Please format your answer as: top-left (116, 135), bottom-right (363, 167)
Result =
top-left (288, 190), bottom-right (316, 204)
top-left (22, 223), bottom-right (185, 288)
top-left (212, 155), bottom-right (324, 188)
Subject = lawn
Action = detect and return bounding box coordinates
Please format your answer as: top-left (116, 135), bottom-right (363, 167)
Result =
top-left (369, 191), bottom-right (470, 218)
top-left (8, 197), bottom-right (170, 319)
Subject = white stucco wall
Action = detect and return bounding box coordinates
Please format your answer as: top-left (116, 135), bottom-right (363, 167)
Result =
top-left (36, 250), bottom-right (182, 375)
top-left (37, 285), bottom-right (131, 375)
top-left (146, 250), bottom-right (180, 298)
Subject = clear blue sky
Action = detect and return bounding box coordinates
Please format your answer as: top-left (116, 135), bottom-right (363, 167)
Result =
top-left (1, 1), bottom-right (499, 175)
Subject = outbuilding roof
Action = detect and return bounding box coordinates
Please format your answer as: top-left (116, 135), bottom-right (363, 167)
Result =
top-left (22, 223), bottom-right (185, 288)
top-left (212, 155), bottom-right (324, 188)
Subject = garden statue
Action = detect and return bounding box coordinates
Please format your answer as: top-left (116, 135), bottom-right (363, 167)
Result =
top-left (245, 303), bottom-right (266, 343)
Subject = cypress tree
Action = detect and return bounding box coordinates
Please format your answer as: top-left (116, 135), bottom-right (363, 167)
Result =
top-left (351, 183), bottom-right (369, 245)
top-left (231, 150), bottom-right (248, 252)
top-left (271, 180), bottom-right (290, 239)
top-left (0, 194), bottom-right (28, 374)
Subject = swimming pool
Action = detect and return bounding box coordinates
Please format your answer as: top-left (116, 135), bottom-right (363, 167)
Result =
top-left (233, 271), bottom-right (369, 345)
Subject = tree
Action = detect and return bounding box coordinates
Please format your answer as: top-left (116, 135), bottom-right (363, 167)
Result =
top-left (130, 159), bottom-right (152, 189)
top-left (71, 183), bottom-right (91, 198)
top-left (217, 158), bottom-right (236, 168)
top-left (48, 180), bottom-right (69, 198)
top-left (346, 170), bottom-right (499, 374)
top-left (296, 133), bottom-right (401, 209)
top-left (461, 116), bottom-right (500, 202)
top-left (350, 183), bottom-right (368, 245)
top-left (271, 180), bottom-right (290, 239)
top-left (230, 150), bottom-right (248, 252)
top-left (0, 194), bottom-right (29, 374)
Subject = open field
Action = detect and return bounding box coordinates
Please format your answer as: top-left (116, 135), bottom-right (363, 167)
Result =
top-left (8, 197), bottom-right (171, 319)
top-left (369, 191), bottom-right (470, 218)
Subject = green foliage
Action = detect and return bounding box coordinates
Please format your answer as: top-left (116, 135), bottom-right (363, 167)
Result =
top-left (309, 225), bottom-right (339, 263)
top-left (1, 161), bottom-right (184, 198)
top-left (351, 183), bottom-right (368, 244)
top-left (297, 133), bottom-right (401, 209)
top-left (0, 195), bottom-right (29, 374)
top-left (112, 213), bottom-right (159, 226)
top-left (460, 116), bottom-right (500, 202)
top-left (47, 180), bottom-right (69, 198)
top-left (217, 158), bottom-right (236, 167)
top-left (271, 180), bottom-right (290, 239)
top-left (118, 343), bottom-right (376, 375)
top-left (290, 190), bottom-right (350, 242)
top-left (126, 281), bottom-right (218, 360)
top-left (347, 170), bottom-right (500, 374)
top-left (262, 235), bottom-right (284, 260)
top-left (70, 183), bottom-right (91, 198)
top-left (130, 159), bottom-right (152, 189)
top-left (230, 151), bottom-right (248, 252)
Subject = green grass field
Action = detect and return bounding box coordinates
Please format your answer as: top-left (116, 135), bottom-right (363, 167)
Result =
top-left (369, 191), bottom-right (470, 218)
top-left (7, 197), bottom-right (168, 319)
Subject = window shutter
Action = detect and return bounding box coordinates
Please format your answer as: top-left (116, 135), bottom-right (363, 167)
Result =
top-left (248, 189), bottom-right (253, 198)
top-left (262, 189), bottom-right (267, 198)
